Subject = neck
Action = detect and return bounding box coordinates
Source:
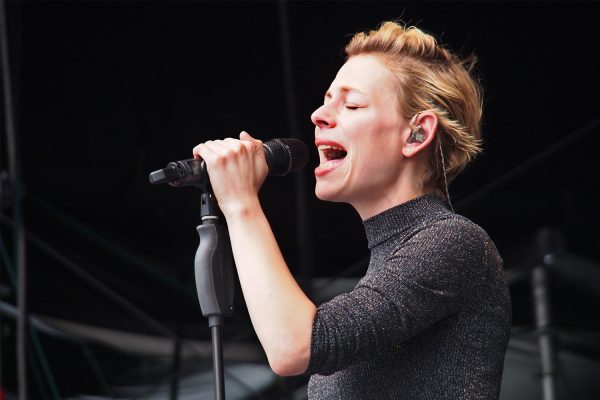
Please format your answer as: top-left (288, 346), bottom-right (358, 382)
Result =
top-left (353, 157), bottom-right (432, 220)
top-left (354, 184), bottom-right (432, 220)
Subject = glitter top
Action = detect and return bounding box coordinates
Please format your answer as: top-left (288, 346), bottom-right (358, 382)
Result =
top-left (307, 194), bottom-right (511, 399)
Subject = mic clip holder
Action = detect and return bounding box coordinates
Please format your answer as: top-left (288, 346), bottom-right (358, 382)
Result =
top-left (195, 191), bottom-right (235, 327)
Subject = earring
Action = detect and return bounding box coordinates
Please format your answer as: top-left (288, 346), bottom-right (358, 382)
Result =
top-left (408, 125), bottom-right (425, 143)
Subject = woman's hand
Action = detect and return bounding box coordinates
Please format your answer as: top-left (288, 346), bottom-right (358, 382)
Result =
top-left (193, 131), bottom-right (268, 217)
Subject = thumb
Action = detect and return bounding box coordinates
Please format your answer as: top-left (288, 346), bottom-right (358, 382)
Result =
top-left (240, 130), bottom-right (260, 144)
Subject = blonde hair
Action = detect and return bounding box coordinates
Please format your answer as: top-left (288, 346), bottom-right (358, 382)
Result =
top-left (345, 21), bottom-right (483, 197)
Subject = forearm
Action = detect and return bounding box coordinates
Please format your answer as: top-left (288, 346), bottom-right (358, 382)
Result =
top-left (224, 198), bottom-right (316, 376)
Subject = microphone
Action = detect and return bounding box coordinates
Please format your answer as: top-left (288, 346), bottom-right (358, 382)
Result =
top-left (148, 138), bottom-right (309, 187)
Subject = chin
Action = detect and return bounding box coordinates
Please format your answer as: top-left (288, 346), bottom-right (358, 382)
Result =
top-left (315, 183), bottom-right (333, 201)
top-left (314, 188), bottom-right (331, 201)
top-left (314, 183), bottom-right (345, 203)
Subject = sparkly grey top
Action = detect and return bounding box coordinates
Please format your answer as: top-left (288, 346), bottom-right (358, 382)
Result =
top-left (307, 194), bottom-right (511, 400)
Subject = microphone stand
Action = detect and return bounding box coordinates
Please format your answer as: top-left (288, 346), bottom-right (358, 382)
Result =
top-left (148, 139), bottom-right (308, 399)
top-left (194, 183), bottom-right (235, 400)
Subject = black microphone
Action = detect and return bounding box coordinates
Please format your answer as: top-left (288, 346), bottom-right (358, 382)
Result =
top-left (148, 138), bottom-right (309, 187)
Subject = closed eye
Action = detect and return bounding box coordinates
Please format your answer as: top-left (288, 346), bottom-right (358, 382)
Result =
top-left (345, 105), bottom-right (361, 110)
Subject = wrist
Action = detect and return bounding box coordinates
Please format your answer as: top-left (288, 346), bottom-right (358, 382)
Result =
top-left (220, 196), bottom-right (263, 221)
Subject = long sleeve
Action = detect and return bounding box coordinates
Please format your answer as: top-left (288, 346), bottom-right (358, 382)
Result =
top-left (308, 217), bottom-right (493, 375)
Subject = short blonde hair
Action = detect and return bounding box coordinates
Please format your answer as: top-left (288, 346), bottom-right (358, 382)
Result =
top-left (345, 21), bottom-right (483, 196)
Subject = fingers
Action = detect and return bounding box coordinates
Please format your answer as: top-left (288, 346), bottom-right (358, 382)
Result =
top-left (192, 133), bottom-right (263, 172)
top-left (192, 139), bottom-right (235, 162)
top-left (193, 132), bottom-right (261, 158)
top-left (224, 137), bottom-right (254, 154)
top-left (194, 141), bottom-right (236, 172)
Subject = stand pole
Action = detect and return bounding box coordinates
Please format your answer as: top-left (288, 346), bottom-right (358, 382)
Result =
top-left (210, 316), bottom-right (225, 400)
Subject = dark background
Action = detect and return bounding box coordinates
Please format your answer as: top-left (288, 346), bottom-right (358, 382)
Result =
top-left (2, 1), bottom-right (600, 397)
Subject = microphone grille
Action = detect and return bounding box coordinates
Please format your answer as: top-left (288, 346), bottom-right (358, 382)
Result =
top-left (264, 138), bottom-right (309, 176)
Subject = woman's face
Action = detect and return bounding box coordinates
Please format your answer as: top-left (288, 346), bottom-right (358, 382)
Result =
top-left (311, 54), bottom-right (411, 217)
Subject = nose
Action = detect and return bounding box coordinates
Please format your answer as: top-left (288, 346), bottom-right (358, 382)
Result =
top-left (311, 104), bottom-right (336, 129)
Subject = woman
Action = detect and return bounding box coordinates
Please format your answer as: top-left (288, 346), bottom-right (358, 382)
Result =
top-left (194, 21), bottom-right (511, 400)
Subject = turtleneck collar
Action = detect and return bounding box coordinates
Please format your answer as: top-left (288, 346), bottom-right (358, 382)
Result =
top-left (362, 194), bottom-right (450, 250)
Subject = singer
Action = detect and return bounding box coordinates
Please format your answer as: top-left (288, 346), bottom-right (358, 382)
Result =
top-left (193, 21), bottom-right (511, 399)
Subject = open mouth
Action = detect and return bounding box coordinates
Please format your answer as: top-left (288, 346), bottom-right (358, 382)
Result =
top-left (315, 143), bottom-right (347, 177)
top-left (319, 144), bottom-right (347, 162)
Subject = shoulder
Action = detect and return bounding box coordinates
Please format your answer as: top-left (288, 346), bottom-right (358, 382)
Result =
top-left (388, 213), bottom-right (503, 284)
top-left (407, 213), bottom-right (497, 256)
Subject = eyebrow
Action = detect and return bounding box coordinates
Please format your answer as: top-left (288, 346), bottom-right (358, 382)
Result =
top-left (324, 86), bottom-right (367, 99)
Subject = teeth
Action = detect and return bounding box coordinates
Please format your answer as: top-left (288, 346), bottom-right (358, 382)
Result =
top-left (319, 160), bottom-right (338, 168)
top-left (318, 144), bottom-right (345, 151)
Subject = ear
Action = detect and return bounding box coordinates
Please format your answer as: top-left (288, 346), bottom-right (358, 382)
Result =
top-left (401, 111), bottom-right (438, 158)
